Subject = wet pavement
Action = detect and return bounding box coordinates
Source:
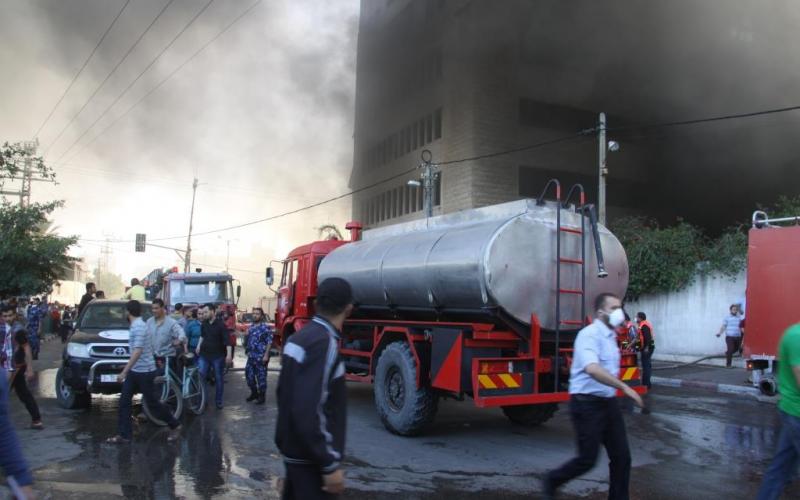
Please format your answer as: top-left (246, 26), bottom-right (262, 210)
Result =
top-left (9, 338), bottom-right (799, 499)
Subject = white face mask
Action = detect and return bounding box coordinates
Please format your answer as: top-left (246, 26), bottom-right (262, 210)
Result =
top-left (605, 308), bottom-right (625, 327)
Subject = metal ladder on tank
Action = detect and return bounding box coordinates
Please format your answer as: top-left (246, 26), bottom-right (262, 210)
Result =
top-left (537, 179), bottom-right (608, 392)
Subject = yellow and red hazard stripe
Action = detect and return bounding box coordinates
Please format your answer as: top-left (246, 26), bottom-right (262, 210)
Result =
top-left (478, 373), bottom-right (523, 389)
top-left (619, 367), bottom-right (640, 381)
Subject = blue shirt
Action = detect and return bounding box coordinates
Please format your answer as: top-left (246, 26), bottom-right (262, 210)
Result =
top-left (184, 319), bottom-right (202, 350)
top-left (245, 322), bottom-right (274, 359)
top-left (129, 317), bottom-right (156, 373)
top-left (0, 371), bottom-right (32, 486)
top-left (569, 319), bottom-right (621, 398)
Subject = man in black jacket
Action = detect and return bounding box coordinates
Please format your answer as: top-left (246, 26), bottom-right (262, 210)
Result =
top-left (276, 278), bottom-right (353, 499)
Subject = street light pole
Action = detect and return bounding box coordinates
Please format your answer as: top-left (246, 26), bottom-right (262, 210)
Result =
top-left (225, 239), bottom-right (230, 272)
top-left (185, 177), bottom-right (198, 273)
top-left (597, 112), bottom-right (607, 226)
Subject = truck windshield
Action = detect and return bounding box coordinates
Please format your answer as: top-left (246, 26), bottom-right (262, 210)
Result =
top-left (79, 303), bottom-right (153, 329)
top-left (170, 281), bottom-right (229, 304)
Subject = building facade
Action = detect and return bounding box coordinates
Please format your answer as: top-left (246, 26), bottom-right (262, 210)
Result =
top-left (350, 0), bottom-right (800, 230)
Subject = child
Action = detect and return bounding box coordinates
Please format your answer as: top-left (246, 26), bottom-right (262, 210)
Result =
top-left (11, 330), bottom-right (43, 430)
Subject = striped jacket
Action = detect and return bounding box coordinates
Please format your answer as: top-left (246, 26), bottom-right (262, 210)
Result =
top-left (275, 316), bottom-right (346, 473)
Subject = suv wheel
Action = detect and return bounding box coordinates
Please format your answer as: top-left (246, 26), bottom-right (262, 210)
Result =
top-left (56, 367), bottom-right (90, 409)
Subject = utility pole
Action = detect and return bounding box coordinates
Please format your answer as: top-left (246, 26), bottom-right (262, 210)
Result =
top-left (225, 239), bottom-right (230, 272)
top-left (184, 177), bottom-right (198, 273)
top-left (420, 149), bottom-right (439, 218)
top-left (0, 140), bottom-right (53, 205)
top-left (597, 112), bottom-right (607, 226)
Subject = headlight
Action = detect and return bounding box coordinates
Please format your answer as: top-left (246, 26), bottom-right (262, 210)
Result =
top-left (67, 343), bottom-right (90, 358)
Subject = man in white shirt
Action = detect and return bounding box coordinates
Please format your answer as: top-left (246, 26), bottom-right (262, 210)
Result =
top-left (544, 293), bottom-right (644, 500)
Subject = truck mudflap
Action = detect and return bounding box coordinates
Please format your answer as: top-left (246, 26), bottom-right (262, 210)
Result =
top-left (471, 354), bottom-right (646, 408)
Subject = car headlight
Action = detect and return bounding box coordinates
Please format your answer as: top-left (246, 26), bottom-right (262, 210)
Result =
top-left (66, 342), bottom-right (90, 359)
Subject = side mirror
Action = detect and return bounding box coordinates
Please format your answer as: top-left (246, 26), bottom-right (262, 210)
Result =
top-left (236, 285), bottom-right (242, 298)
top-left (266, 267), bottom-right (274, 286)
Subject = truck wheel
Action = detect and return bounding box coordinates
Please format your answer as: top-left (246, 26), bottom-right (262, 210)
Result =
top-left (374, 341), bottom-right (438, 436)
top-left (56, 367), bottom-right (91, 409)
top-left (502, 403), bottom-right (558, 426)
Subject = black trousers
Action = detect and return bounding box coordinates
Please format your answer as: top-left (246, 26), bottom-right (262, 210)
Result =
top-left (640, 347), bottom-right (653, 388)
top-left (10, 367), bottom-right (41, 422)
top-left (725, 337), bottom-right (742, 367)
top-left (283, 463), bottom-right (337, 500)
top-left (548, 395), bottom-right (631, 500)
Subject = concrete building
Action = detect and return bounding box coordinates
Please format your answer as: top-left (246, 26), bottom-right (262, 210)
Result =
top-left (350, 0), bottom-right (800, 230)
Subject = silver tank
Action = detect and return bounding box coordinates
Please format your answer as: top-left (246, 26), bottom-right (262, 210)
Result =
top-left (318, 199), bottom-right (628, 331)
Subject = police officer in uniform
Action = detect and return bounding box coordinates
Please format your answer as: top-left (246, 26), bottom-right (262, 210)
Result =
top-left (244, 308), bottom-right (273, 404)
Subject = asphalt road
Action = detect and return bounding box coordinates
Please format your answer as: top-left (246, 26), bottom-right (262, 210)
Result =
top-left (7, 337), bottom-right (798, 499)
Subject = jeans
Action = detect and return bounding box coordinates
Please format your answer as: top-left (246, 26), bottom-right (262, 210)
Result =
top-left (198, 356), bottom-right (225, 406)
top-left (757, 410), bottom-right (800, 500)
top-left (548, 395), bottom-right (632, 500)
top-left (118, 370), bottom-right (179, 439)
top-left (640, 347), bottom-right (653, 388)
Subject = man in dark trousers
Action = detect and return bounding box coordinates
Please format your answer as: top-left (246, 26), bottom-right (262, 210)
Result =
top-left (636, 312), bottom-right (654, 389)
top-left (276, 278), bottom-right (353, 500)
top-left (543, 293), bottom-right (644, 500)
top-left (195, 303), bottom-right (232, 410)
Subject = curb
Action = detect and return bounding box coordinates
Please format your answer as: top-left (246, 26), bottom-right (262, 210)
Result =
top-left (651, 376), bottom-right (761, 396)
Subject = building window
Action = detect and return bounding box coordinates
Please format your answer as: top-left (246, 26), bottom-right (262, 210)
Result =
top-left (412, 123), bottom-right (418, 150)
top-left (391, 189), bottom-right (398, 218)
top-left (434, 108), bottom-right (442, 139)
top-left (426, 114), bottom-right (433, 143)
top-left (418, 119), bottom-right (425, 146)
top-left (434, 173), bottom-right (442, 206)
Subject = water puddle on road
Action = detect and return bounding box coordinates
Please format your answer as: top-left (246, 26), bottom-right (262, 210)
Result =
top-left (656, 411), bottom-right (778, 462)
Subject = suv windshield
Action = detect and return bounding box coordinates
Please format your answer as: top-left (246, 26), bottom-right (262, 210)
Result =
top-left (79, 303), bottom-right (153, 329)
top-left (170, 281), bottom-right (229, 304)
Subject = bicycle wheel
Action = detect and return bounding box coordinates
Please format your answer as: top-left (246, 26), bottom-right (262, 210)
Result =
top-left (142, 377), bottom-right (183, 426)
top-left (185, 369), bottom-right (206, 415)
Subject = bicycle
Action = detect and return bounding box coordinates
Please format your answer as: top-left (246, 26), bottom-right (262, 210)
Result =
top-left (143, 352), bottom-right (206, 425)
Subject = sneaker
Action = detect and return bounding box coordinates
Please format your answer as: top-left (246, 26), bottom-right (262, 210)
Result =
top-left (246, 391), bottom-right (258, 402)
top-left (216, 403), bottom-right (223, 410)
top-left (256, 393), bottom-right (266, 405)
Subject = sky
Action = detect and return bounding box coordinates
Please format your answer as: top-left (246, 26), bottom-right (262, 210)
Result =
top-left (0, 0), bottom-right (360, 306)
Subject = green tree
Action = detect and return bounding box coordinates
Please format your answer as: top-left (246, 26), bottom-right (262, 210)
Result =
top-left (0, 201), bottom-right (78, 298)
top-left (0, 142), bottom-right (76, 298)
top-left (611, 217), bottom-right (747, 301)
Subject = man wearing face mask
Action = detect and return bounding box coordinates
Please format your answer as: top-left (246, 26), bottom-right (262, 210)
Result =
top-left (543, 293), bottom-right (644, 500)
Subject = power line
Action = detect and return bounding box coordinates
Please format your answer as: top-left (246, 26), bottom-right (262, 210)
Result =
top-left (82, 131), bottom-right (586, 244)
top-left (606, 104), bottom-right (800, 134)
top-left (43, 0), bottom-right (177, 156)
top-left (33, 0), bottom-right (131, 139)
top-left (53, 0), bottom-right (216, 163)
top-left (57, 0), bottom-right (262, 165)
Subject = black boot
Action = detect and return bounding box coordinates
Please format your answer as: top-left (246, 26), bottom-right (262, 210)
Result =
top-left (255, 391), bottom-right (266, 405)
top-left (246, 389), bottom-right (258, 402)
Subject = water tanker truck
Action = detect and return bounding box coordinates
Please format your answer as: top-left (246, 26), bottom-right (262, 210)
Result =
top-left (267, 181), bottom-right (645, 435)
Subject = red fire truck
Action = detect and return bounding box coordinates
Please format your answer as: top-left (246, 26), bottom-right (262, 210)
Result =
top-left (268, 181), bottom-right (644, 435)
top-left (744, 210), bottom-right (800, 395)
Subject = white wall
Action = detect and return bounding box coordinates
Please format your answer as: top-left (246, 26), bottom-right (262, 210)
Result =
top-left (626, 271), bottom-right (747, 359)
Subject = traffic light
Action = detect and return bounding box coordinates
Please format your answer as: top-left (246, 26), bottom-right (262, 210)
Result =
top-left (135, 233), bottom-right (146, 252)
